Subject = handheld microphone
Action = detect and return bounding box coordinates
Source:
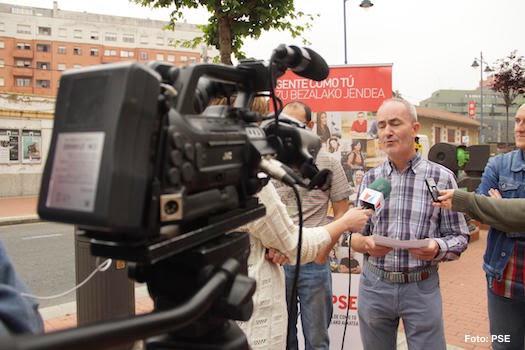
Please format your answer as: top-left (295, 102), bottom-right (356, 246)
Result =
top-left (272, 44), bottom-right (329, 81)
top-left (359, 178), bottom-right (392, 215)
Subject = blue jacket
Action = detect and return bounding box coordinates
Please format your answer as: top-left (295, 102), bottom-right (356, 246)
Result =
top-left (476, 149), bottom-right (525, 280)
top-left (0, 241), bottom-right (43, 335)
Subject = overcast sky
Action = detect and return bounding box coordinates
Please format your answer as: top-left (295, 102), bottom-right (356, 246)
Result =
top-left (6, 0), bottom-right (525, 104)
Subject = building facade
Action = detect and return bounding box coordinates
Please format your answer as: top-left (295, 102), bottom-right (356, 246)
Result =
top-left (0, 1), bottom-right (215, 96)
top-left (420, 88), bottom-right (525, 144)
top-left (0, 1), bottom-right (217, 197)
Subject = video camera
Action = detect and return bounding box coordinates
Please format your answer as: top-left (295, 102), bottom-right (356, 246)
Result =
top-left (28, 44), bottom-right (330, 350)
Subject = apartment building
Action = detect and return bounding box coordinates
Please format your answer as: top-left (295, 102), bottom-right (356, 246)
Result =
top-left (0, 1), bottom-right (215, 96)
top-left (0, 1), bottom-right (216, 197)
top-left (420, 88), bottom-right (525, 144)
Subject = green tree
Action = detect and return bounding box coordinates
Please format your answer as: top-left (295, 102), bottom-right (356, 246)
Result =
top-left (133, 0), bottom-right (314, 65)
top-left (491, 50), bottom-right (525, 143)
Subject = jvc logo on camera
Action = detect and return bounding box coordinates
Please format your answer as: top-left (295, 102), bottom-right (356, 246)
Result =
top-left (464, 334), bottom-right (511, 343)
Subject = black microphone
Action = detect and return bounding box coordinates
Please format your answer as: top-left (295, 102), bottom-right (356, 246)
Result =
top-left (272, 44), bottom-right (329, 81)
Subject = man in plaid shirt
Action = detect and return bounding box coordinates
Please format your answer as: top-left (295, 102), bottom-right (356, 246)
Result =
top-left (351, 98), bottom-right (470, 350)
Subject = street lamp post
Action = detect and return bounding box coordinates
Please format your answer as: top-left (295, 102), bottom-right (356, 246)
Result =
top-left (471, 52), bottom-right (492, 144)
top-left (343, 0), bottom-right (374, 64)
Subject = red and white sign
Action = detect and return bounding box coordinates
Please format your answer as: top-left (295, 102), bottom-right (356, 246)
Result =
top-left (276, 65), bottom-right (393, 111)
top-left (468, 100), bottom-right (476, 119)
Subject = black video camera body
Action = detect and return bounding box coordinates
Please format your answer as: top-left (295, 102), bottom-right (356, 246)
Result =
top-left (38, 46), bottom-right (329, 262)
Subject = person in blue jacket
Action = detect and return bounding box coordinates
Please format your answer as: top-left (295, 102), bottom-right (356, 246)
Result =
top-left (476, 103), bottom-right (525, 350)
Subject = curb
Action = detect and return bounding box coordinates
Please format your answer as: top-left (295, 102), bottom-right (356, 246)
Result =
top-left (0, 215), bottom-right (41, 226)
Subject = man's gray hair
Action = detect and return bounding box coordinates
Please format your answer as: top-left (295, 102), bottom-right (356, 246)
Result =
top-left (378, 98), bottom-right (418, 122)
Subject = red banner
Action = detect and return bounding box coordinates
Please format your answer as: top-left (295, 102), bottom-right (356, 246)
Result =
top-left (275, 65), bottom-right (392, 112)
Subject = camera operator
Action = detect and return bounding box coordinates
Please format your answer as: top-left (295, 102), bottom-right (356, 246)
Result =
top-left (236, 182), bottom-right (371, 349)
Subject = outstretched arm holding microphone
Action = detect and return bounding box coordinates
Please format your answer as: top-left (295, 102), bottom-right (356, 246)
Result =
top-left (433, 189), bottom-right (525, 232)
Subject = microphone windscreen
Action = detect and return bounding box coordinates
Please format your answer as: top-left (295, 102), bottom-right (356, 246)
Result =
top-left (368, 178), bottom-right (392, 199)
top-left (298, 47), bottom-right (330, 81)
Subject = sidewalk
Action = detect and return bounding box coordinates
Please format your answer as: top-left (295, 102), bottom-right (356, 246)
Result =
top-left (0, 195), bottom-right (40, 225)
top-left (1, 195), bottom-right (490, 349)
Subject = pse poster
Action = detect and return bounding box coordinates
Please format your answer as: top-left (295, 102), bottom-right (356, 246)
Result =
top-left (21, 129), bottom-right (42, 163)
top-left (0, 129), bottom-right (20, 163)
top-left (276, 65), bottom-right (392, 349)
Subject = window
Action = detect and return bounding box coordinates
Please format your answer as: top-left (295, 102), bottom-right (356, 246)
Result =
top-left (58, 28), bottom-right (67, 37)
top-left (120, 50), bottom-right (134, 58)
top-left (90, 31), bottom-right (99, 40)
top-left (36, 61), bottom-right (50, 70)
top-left (90, 48), bottom-right (99, 56)
top-left (122, 34), bottom-right (135, 43)
top-left (73, 47), bottom-right (82, 55)
top-left (167, 55), bottom-right (175, 62)
top-left (15, 77), bottom-right (31, 87)
top-left (434, 126), bottom-right (441, 145)
top-left (180, 56), bottom-right (188, 62)
top-left (57, 46), bottom-right (66, 54)
top-left (12, 7), bottom-right (33, 15)
top-left (17, 43), bottom-right (31, 50)
top-left (0, 78), bottom-right (4, 87)
top-left (140, 35), bottom-right (148, 44)
top-left (57, 63), bottom-right (66, 71)
top-left (140, 52), bottom-right (148, 60)
top-left (105, 32), bottom-right (117, 42)
top-left (38, 26), bottom-right (52, 36)
top-left (15, 59), bottom-right (31, 67)
top-left (0, 59), bottom-right (4, 67)
top-left (447, 128), bottom-right (456, 143)
top-left (17, 24), bottom-right (31, 34)
top-left (156, 53), bottom-right (164, 61)
top-left (0, 22), bottom-right (5, 32)
top-left (36, 43), bottom-right (50, 52)
top-left (0, 41), bottom-right (4, 49)
top-left (189, 56), bottom-right (197, 63)
top-left (73, 64), bottom-right (82, 69)
top-left (156, 37), bottom-right (164, 46)
top-left (36, 79), bottom-right (50, 88)
top-left (104, 49), bottom-right (117, 56)
top-left (73, 29), bottom-right (82, 39)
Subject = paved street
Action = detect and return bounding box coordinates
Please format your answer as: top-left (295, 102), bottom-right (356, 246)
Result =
top-left (0, 222), bottom-right (76, 308)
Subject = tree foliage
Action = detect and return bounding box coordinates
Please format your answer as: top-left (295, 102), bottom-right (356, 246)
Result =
top-left (491, 50), bottom-right (525, 143)
top-left (133, 0), bottom-right (315, 65)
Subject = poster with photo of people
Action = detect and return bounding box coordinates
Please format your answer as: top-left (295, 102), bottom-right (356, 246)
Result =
top-left (276, 65), bottom-right (392, 350)
top-left (21, 129), bottom-right (42, 163)
top-left (313, 111), bottom-right (385, 202)
top-left (0, 129), bottom-right (20, 163)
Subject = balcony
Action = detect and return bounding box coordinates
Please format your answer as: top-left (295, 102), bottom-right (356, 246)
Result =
top-left (13, 49), bottom-right (34, 59)
top-left (12, 67), bottom-right (34, 77)
top-left (34, 69), bottom-right (51, 80)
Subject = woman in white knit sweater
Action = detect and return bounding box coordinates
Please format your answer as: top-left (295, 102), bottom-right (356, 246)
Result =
top-left (238, 182), bottom-right (372, 349)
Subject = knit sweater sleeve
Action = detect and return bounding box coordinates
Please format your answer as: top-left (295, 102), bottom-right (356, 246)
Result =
top-left (452, 191), bottom-right (525, 233)
top-left (241, 182), bottom-right (331, 264)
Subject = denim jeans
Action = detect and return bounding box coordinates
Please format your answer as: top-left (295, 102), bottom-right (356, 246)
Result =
top-left (284, 261), bottom-right (332, 350)
top-left (487, 285), bottom-right (525, 350)
top-left (358, 266), bottom-right (446, 350)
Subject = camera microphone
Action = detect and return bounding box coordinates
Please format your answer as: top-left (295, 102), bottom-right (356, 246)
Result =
top-left (359, 178), bottom-right (392, 215)
top-left (258, 157), bottom-right (299, 187)
top-left (272, 44), bottom-right (329, 81)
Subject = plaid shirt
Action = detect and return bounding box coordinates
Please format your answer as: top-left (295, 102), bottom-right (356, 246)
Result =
top-left (357, 154), bottom-right (470, 272)
top-left (490, 241), bottom-right (525, 301)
